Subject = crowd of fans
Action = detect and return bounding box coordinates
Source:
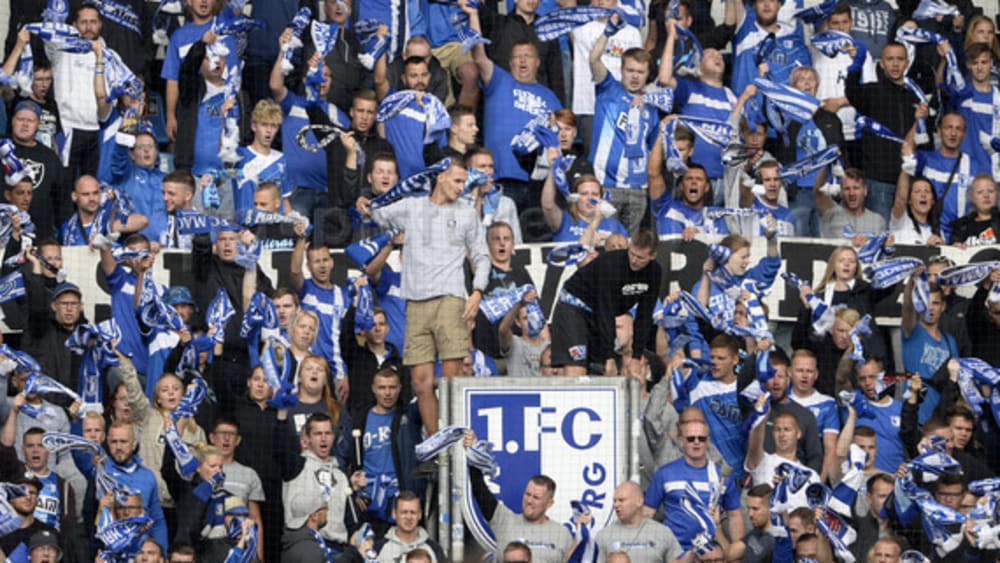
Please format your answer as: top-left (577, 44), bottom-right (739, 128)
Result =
top-left (0, 0), bottom-right (998, 561)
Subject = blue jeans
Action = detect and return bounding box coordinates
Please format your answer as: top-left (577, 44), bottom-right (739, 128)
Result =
top-left (865, 179), bottom-right (896, 223)
top-left (789, 187), bottom-right (819, 237)
top-left (290, 187), bottom-right (325, 220)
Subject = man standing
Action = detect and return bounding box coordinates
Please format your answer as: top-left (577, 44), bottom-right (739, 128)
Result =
top-left (471, 222), bottom-right (534, 360)
top-left (366, 161), bottom-right (490, 435)
top-left (787, 350), bottom-right (841, 481)
top-left (160, 171), bottom-right (197, 250)
top-left (643, 419), bottom-right (744, 553)
top-left (845, 41), bottom-right (919, 218)
top-left (47, 5), bottom-right (102, 176)
top-left (375, 51), bottom-right (447, 178)
top-left (594, 481), bottom-right (683, 563)
top-left (465, 431), bottom-right (573, 563)
top-left (10, 100), bottom-right (70, 239)
top-left (104, 420), bottom-right (168, 550)
top-left (587, 22), bottom-right (657, 233)
top-left (374, 492), bottom-right (447, 562)
top-left (465, 5), bottom-right (562, 210)
top-left (817, 168), bottom-right (887, 238)
top-left (549, 229), bottom-right (661, 376)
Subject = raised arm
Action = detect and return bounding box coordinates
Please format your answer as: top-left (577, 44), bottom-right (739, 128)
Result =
top-left (270, 31), bottom-right (292, 103)
top-left (540, 148), bottom-right (564, 232)
top-left (588, 20), bottom-right (614, 85)
top-left (813, 167), bottom-right (835, 217)
top-left (657, 20), bottom-right (678, 89)
top-left (745, 395), bottom-right (768, 470)
top-left (1, 29), bottom-right (29, 77)
top-left (92, 42), bottom-right (113, 122)
top-left (648, 120), bottom-right (668, 201)
top-left (373, 26), bottom-right (391, 101)
top-left (290, 235), bottom-right (306, 292)
top-left (463, 2), bottom-right (493, 85)
top-left (892, 169), bottom-right (910, 221)
top-left (901, 271), bottom-right (917, 337)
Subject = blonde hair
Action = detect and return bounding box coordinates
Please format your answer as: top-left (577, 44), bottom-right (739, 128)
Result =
top-left (191, 441), bottom-right (222, 463)
top-left (153, 373), bottom-right (185, 413)
top-left (291, 310), bottom-right (320, 349)
top-left (964, 15), bottom-right (1000, 59)
top-left (252, 99), bottom-right (283, 125)
top-left (834, 307), bottom-right (861, 326)
top-left (814, 246), bottom-right (861, 294)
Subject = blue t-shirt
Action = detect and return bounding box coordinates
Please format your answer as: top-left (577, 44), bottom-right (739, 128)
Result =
top-left (380, 96), bottom-right (429, 179)
top-left (234, 146), bottom-right (289, 215)
top-left (644, 457), bottom-right (740, 550)
top-left (651, 191), bottom-right (729, 236)
top-left (673, 78), bottom-right (737, 179)
top-left (299, 279), bottom-right (350, 378)
top-left (847, 399), bottom-right (904, 473)
top-left (903, 323), bottom-right (956, 423)
top-left (423, 0), bottom-right (461, 47)
top-left (682, 374), bottom-right (745, 478)
top-left (161, 23), bottom-right (239, 81)
top-left (949, 82), bottom-right (998, 178)
top-left (751, 198), bottom-right (795, 237)
top-left (193, 91), bottom-right (227, 177)
top-left (915, 150), bottom-right (972, 241)
top-left (790, 392), bottom-right (841, 436)
top-left (483, 67), bottom-right (562, 181)
top-left (59, 214), bottom-right (93, 247)
top-left (107, 265), bottom-right (150, 378)
top-left (31, 470), bottom-right (61, 530)
top-left (362, 409), bottom-right (397, 520)
top-left (374, 268), bottom-right (406, 354)
top-left (732, 15), bottom-right (810, 97)
top-left (279, 92), bottom-right (350, 191)
top-left (551, 209), bottom-right (628, 242)
top-left (589, 74), bottom-right (657, 188)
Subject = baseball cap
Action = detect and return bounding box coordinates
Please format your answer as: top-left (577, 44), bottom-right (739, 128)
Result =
top-left (164, 286), bottom-right (195, 307)
top-left (13, 100), bottom-right (42, 118)
top-left (286, 493), bottom-right (327, 529)
top-left (28, 530), bottom-right (62, 559)
top-left (51, 282), bottom-right (81, 301)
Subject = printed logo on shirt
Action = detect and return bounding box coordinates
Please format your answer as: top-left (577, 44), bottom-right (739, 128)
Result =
top-left (23, 159), bottom-right (44, 189)
top-left (568, 345), bottom-right (587, 360)
top-left (615, 112), bottom-right (629, 131)
top-left (611, 541), bottom-right (656, 550)
top-left (512, 89), bottom-right (549, 117)
top-left (964, 227), bottom-right (997, 247)
top-left (890, 416), bottom-right (901, 428)
top-left (621, 283), bottom-right (649, 296)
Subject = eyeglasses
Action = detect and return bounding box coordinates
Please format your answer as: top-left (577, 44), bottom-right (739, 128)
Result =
top-left (685, 435), bottom-right (709, 443)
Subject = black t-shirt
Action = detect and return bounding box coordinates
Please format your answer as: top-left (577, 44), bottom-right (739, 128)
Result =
top-left (0, 520), bottom-right (56, 557)
top-left (742, 527), bottom-right (775, 563)
top-left (471, 264), bottom-right (535, 359)
top-left (9, 96), bottom-right (62, 151)
top-left (960, 218), bottom-right (997, 246)
top-left (12, 141), bottom-right (70, 239)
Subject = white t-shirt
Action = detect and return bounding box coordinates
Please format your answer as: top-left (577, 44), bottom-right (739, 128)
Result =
top-left (747, 453), bottom-right (820, 512)
top-left (889, 213), bottom-right (936, 245)
top-left (571, 22), bottom-right (642, 115)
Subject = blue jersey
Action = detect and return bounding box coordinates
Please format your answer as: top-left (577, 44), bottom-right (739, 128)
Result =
top-left (111, 144), bottom-right (167, 242)
top-left (299, 279), bottom-right (350, 378)
top-left (651, 191), bottom-right (729, 235)
top-left (280, 93), bottom-right (349, 191)
top-left (161, 23), bottom-right (239, 81)
top-left (59, 214), bottom-right (93, 247)
top-left (848, 399), bottom-right (904, 473)
top-left (915, 150), bottom-right (972, 241)
top-left (732, 15), bottom-right (810, 96)
top-left (234, 146), bottom-right (289, 215)
top-left (193, 91), bottom-right (227, 177)
top-left (948, 82), bottom-right (999, 178)
top-left (794, 121), bottom-right (829, 188)
top-left (644, 457), bottom-right (741, 550)
top-left (374, 268), bottom-right (406, 354)
top-left (362, 410), bottom-right (397, 520)
top-left (751, 198), bottom-right (795, 237)
top-left (673, 78), bottom-right (736, 179)
top-left (483, 67), bottom-right (562, 181)
top-left (423, 0), bottom-right (461, 46)
top-left (684, 374), bottom-right (745, 477)
top-left (551, 209), bottom-right (628, 242)
top-left (380, 97), bottom-right (429, 179)
top-left (107, 266), bottom-right (150, 379)
top-left (790, 391), bottom-right (840, 435)
top-left (903, 323), bottom-right (956, 423)
top-left (31, 471), bottom-right (61, 529)
top-left (590, 74), bottom-right (657, 188)
top-left (96, 107), bottom-right (121, 185)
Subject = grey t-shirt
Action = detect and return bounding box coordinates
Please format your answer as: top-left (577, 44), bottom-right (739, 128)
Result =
top-left (594, 518), bottom-right (683, 563)
top-left (490, 504), bottom-right (573, 563)
top-left (821, 206), bottom-right (887, 239)
top-left (505, 337), bottom-right (549, 376)
top-left (742, 527), bottom-right (774, 563)
top-left (223, 461), bottom-right (266, 504)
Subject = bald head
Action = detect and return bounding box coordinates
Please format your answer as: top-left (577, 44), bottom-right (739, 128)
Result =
top-left (612, 480), bottom-right (645, 525)
top-left (607, 552), bottom-right (631, 563)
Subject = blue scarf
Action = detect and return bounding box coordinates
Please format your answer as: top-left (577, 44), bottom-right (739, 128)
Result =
top-left (546, 243), bottom-right (592, 267)
top-left (811, 29), bottom-right (856, 57)
top-left (42, 0), bottom-right (68, 22)
top-left (753, 77), bottom-right (819, 123)
top-left (219, 64), bottom-right (243, 163)
top-left (856, 115), bottom-right (905, 144)
top-left (377, 90), bottom-right (451, 145)
top-left (902, 78), bottom-right (930, 145)
top-left (65, 320), bottom-right (120, 412)
top-left (174, 208), bottom-right (239, 234)
top-left (848, 314), bottom-right (872, 364)
top-left (935, 261), bottom-right (1000, 287)
top-left (865, 256), bottom-right (922, 289)
top-left (87, 0), bottom-right (141, 36)
top-left (793, 0), bottom-right (836, 25)
top-left (206, 287), bottom-right (236, 345)
top-left (677, 116), bottom-right (733, 149)
top-left (450, 11), bottom-right (490, 53)
top-left (281, 7), bottom-right (312, 75)
top-left (102, 47), bottom-right (143, 101)
top-left (674, 25), bottom-right (702, 75)
top-left (565, 500), bottom-right (598, 563)
top-left (24, 372), bottom-right (80, 403)
top-left (416, 426), bottom-right (468, 461)
top-left (369, 158), bottom-right (452, 210)
top-left (345, 229), bottom-right (397, 268)
top-left (13, 44), bottom-right (33, 95)
top-left (662, 119), bottom-right (688, 175)
top-left (778, 145), bottom-right (841, 179)
top-left (912, 0), bottom-right (959, 19)
top-left (354, 278), bottom-right (375, 334)
top-left (534, 7), bottom-right (616, 41)
top-left (0, 140), bottom-right (27, 187)
top-left (355, 19), bottom-right (390, 70)
top-left (511, 113), bottom-right (557, 155)
top-left (0, 271), bottom-right (25, 305)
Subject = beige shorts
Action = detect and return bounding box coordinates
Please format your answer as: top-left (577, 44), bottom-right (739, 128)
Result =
top-left (403, 296), bottom-right (470, 365)
top-left (431, 42), bottom-right (473, 80)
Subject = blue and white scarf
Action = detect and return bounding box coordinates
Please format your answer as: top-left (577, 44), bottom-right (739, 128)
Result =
top-left (534, 7), bottom-right (617, 41)
top-left (102, 47), bottom-right (143, 102)
top-left (355, 19), bottom-right (390, 70)
top-left (42, 0), bottom-right (68, 23)
top-left (13, 43), bottom-right (33, 95)
top-left (753, 77), bottom-right (820, 122)
top-left (369, 158), bottom-right (452, 210)
top-left (546, 243), bottom-right (592, 267)
top-left (794, 0), bottom-right (837, 25)
top-left (674, 25), bottom-right (703, 75)
top-left (866, 256), bottom-right (923, 289)
top-left (856, 115), bottom-right (905, 144)
top-left (206, 287), bottom-right (236, 345)
top-left (219, 64), bottom-right (242, 163)
top-left (848, 314), bottom-right (873, 364)
top-left (935, 261), bottom-right (1000, 287)
top-left (778, 144), bottom-right (841, 179)
top-left (0, 271), bottom-right (25, 305)
top-left (677, 116), bottom-right (733, 149)
top-left (280, 7), bottom-right (312, 75)
top-left (565, 500), bottom-right (598, 563)
top-left (345, 229), bottom-right (397, 269)
top-left (174, 208), bottom-right (239, 235)
top-left (416, 426), bottom-right (467, 462)
top-left (811, 29), bottom-right (856, 58)
top-left (0, 139), bottom-right (28, 187)
top-left (912, 0), bottom-right (959, 19)
top-left (511, 113), bottom-right (557, 156)
top-left (88, 0), bottom-right (141, 36)
top-left (902, 78), bottom-right (931, 145)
